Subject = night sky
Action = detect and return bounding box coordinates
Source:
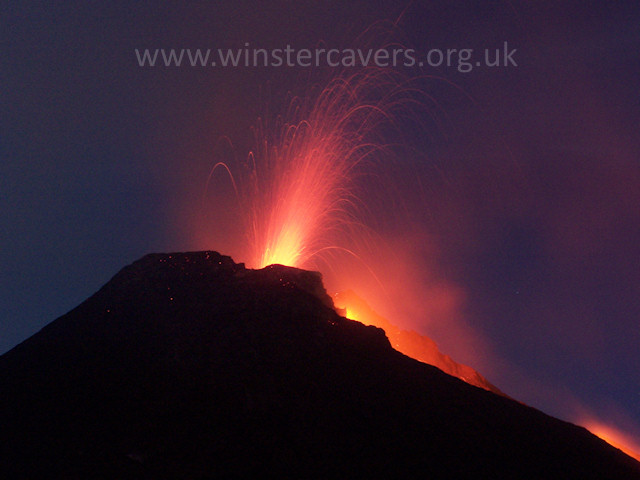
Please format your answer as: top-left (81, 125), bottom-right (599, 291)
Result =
top-left (3, 1), bottom-right (639, 453)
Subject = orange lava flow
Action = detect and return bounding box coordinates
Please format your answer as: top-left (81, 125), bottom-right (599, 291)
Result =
top-left (334, 290), bottom-right (503, 395)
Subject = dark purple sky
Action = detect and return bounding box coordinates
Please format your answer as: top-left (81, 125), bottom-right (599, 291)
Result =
top-left (2, 0), bottom-right (639, 452)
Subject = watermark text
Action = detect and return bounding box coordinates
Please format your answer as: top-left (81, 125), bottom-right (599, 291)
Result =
top-left (134, 43), bottom-right (517, 73)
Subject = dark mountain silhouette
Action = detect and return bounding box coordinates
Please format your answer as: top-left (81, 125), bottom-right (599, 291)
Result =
top-left (1, 251), bottom-right (639, 479)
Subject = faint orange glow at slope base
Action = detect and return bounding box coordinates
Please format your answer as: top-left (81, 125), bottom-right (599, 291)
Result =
top-left (583, 419), bottom-right (640, 462)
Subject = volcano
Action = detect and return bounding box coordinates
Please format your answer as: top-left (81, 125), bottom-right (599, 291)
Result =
top-left (1, 252), bottom-right (639, 479)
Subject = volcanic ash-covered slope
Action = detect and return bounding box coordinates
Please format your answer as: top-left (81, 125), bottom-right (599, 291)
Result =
top-left (0, 251), bottom-right (639, 479)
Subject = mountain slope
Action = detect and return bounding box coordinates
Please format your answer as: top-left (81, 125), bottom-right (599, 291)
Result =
top-left (0, 251), bottom-right (638, 479)
top-left (334, 289), bottom-right (504, 395)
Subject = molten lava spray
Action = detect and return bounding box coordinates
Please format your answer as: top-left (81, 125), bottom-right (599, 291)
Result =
top-left (220, 68), bottom-right (424, 269)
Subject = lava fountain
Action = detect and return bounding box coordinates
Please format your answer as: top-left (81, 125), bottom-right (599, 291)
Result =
top-left (210, 67), bottom-right (429, 270)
